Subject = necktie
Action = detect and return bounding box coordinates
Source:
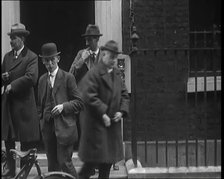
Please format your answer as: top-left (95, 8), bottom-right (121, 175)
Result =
top-left (89, 53), bottom-right (95, 69)
top-left (48, 74), bottom-right (53, 88)
top-left (92, 53), bottom-right (96, 63)
top-left (14, 51), bottom-right (18, 59)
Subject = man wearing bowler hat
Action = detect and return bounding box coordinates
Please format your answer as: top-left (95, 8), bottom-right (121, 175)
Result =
top-left (69, 24), bottom-right (103, 84)
top-left (78, 40), bottom-right (130, 179)
top-left (1, 23), bottom-right (40, 177)
top-left (37, 42), bottom-right (84, 178)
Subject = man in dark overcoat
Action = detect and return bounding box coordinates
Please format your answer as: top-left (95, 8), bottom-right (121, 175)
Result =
top-left (37, 43), bottom-right (84, 178)
top-left (69, 24), bottom-right (104, 156)
top-left (1, 23), bottom-right (40, 177)
top-left (78, 40), bottom-right (130, 179)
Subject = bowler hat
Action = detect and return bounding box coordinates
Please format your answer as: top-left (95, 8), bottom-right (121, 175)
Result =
top-left (7, 23), bottom-right (30, 36)
top-left (39, 43), bottom-right (61, 58)
top-left (100, 40), bottom-right (122, 54)
top-left (81, 24), bottom-right (102, 37)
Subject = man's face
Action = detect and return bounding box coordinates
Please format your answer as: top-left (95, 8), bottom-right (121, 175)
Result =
top-left (42, 56), bottom-right (59, 73)
top-left (10, 35), bottom-right (24, 51)
top-left (85, 36), bottom-right (98, 51)
top-left (101, 50), bottom-right (117, 68)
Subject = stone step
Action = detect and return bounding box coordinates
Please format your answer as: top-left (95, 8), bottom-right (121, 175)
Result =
top-left (125, 159), bottom-right (221, 179)
top-left (16, 160), bottom-right (127, 179)
top-left (15, 152), bottom-right (127, 179)
top-left (36, 152), bottom-right (83, 167)
top-left (26, 165), bottom-right (127, 179)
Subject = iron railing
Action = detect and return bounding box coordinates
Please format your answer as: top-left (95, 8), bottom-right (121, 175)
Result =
top-left (130, 43), bottom-right (221, 167)
top-left (130, 27), bottom-right (221, 167)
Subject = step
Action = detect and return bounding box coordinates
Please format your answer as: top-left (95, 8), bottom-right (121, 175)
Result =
top-left (26, 165), bottom-right (127, 179)
top-left (127, 166), bottom-right (221, 178)
top-left (125, 159), bottom-right (221, 179)
top-left (36, 152), bottom-right (83, 167)
top-left (22, 160), bottom-right (127, 179)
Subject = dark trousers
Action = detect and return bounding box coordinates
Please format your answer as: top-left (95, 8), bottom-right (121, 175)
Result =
top-left (43, 130), bottom-right (78, 178)
top-left (79, 162), bottom-right (112, 179)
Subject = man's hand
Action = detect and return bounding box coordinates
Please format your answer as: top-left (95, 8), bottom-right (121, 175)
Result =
top-left (5, 84), bottom-right (12, 94)
top-left (51, 104), bottom-right (63, 117)
top-left (112, 112), bottom-right (123, 122)
top-left (81, 49), bottom-right (91, 61)
top-left (2, 72), bottom-right (9, 81)
top-left (102, 114), bottom-right (111, 127)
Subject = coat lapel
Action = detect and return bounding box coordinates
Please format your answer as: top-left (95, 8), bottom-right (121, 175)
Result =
top-left (112, 68), bottom-right (122, 97)
top-left (99, 64), bottom-right (113, 91)
top-left (95, 49), bottom-right (102, 64)
top-left (41, 73), bottom-right (48, 105)
top-left (52, 69), bottom-right (63, 96)
top-left (9, 47), bottom-right (28, 72)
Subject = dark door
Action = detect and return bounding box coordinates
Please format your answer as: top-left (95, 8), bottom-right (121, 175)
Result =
top-left (20, 1), bottom-right (95, 151)
top-left (20, 1), bottom-right (95, 74)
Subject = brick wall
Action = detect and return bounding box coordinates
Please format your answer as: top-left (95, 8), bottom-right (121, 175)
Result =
top-left (122, 0), bottom-right (221, 141)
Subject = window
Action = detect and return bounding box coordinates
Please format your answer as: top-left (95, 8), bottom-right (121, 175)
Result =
top-left (187, 0), bottom-right (221, 93)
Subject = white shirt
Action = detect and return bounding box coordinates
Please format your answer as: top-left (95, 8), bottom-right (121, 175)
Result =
top-left (108, 68), bottom-right (113, 73)
top-left (48, 66), bottom-right (59, 87)
top-left (86, 48), bottom-right (100, 69)
top-left (15, 45), bottom-right (24, 58)
top-left (90, 48), bottom-right (99, 57)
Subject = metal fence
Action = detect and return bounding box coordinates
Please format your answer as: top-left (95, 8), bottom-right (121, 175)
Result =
top-left (130, 29), bottom-right (221, 167)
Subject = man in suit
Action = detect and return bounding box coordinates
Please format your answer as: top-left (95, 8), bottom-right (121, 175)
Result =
top-left (37, 43), bottom-right (84, 178)
top-left (1, 23), bottom-right (40, 178)
top-left (69, 24), bottom-right (103, 156)
top-left (78, 40), bottom-right (130, 179)
top-left (69, 24), bottom-right (103, 84)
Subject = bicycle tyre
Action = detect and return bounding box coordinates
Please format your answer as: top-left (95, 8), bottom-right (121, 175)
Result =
top-left (42, 171), bottom-right (76, 179)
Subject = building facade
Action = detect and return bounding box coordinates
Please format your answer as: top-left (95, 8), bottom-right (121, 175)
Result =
top-left (2, 1), bottom-right (221, 161)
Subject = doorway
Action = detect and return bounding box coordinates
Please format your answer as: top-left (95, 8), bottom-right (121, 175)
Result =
top-left (20, 1), bottom-right (95, 151)
top-left (20, 1), bottom-right (95, 75)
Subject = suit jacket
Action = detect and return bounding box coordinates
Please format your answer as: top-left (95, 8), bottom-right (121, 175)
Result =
top-left (37, 68), bottom-right (84, 145)
top-left (78, 61), bottom-right (130, 163)
top-left (69, 47), bottom-right (102, 84)
top-left (1, 47), bottom-right (40, 142)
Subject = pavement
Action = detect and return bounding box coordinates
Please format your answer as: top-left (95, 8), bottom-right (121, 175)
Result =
top-left (26, 165), bottom-right (127, 179)
top-left (11, 153), bottom-right (127, 179)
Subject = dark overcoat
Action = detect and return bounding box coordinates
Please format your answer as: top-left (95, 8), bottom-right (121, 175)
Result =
top-left (78, 62), bottom-right (130, 163)
top-left (37, 69), bottom-right (84, 145)
top-left (1, 47), bottom-right (40, 142)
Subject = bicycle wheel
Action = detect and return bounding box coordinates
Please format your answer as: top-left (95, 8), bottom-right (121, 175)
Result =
top-left (43, 171), bottom-right (76, 179)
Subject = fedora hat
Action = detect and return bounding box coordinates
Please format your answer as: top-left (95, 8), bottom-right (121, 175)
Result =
top-left (100, 40), bottom-right (122, 54)
top-left (81, 24), bottom-right (102, 37)
top-left (7, 23), bottom-right (30, 36)
top-left (39, 43), bottom-right (61, 58)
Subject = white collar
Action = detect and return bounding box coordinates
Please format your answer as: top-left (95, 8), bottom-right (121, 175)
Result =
top-left (49, 66), bottom-right (59, 77)
top-left (107, 68), bottom-right (113, 73)
top-left (90, 48), bottom-right (99, 55)
top-left (16, 45), bottom-right (24, 56)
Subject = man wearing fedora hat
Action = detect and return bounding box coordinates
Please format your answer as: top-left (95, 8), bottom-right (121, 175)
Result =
top-left (1, 23), bottom-right (40, 177)
top-left (37, 42), bottom-right (84, 178)
top-left (78, 40), bottom-right (130, 179)
top-left (69, 24), bottom-right (103, 84)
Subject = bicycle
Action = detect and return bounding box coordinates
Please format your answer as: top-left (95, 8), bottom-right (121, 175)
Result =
top-left (2, 148), bottom-right (76, 179)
